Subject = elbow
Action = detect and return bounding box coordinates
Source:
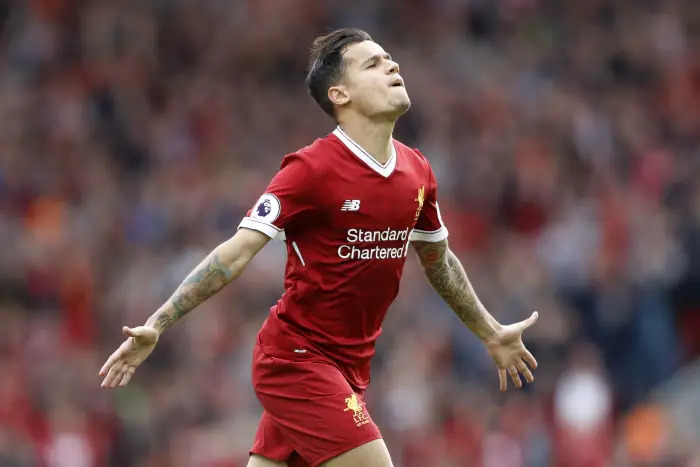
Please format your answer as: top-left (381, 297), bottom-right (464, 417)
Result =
top-left (214, 228), bottom-right (270, 282)
top-left (214, 244), bottom-right (255, 282)
top-left (227, 259), bottom-right (247, 281)
top-left (419, 254), bottom-right (451, 273)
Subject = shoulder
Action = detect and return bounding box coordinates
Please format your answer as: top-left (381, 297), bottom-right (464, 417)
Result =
top-left (393, 139), bottom-right (433, 172)
top-left (300, 133), bottom-right (344, 160)
top-left (282, 134), bottom-right (340, 172)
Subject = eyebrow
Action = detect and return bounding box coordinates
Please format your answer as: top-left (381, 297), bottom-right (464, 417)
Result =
top-left (360, 53), bottom-right (392, 67)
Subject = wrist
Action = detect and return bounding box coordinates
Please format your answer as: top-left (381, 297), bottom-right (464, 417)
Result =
top-left (478, 311), bottom-right (502, 342)
top-left (145, 310), bottom-right (171, 337)
top-left (143, 319), bottom-right (162, 336)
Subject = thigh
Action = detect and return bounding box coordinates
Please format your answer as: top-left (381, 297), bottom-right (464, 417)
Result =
top-left (252, 343), bottom-right (383, 467)
top-left (250, 411), bottom-right (296, 465)
top-left (247, 454), bottom-right (287, 467)
top-left (320, 439), bottom-right (393, 467)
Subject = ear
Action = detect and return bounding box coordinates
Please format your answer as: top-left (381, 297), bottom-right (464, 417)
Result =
top-left (328, 85), bottom-right (350, 107)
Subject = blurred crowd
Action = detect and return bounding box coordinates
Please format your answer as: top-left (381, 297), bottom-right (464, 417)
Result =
top-left (1, 0), bottom-right (700, 465)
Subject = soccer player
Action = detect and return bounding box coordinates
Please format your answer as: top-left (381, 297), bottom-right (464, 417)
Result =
top-left (99, 28), bottom-right (539, 467)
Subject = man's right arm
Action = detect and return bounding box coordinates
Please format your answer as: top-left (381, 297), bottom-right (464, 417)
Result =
top-left (144, 228), bottom-right (269, 335)
top-left (100, 153), bottom-right (317, 389)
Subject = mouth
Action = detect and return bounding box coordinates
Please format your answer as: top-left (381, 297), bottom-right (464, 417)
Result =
top-left (389, 78), bottom-right (404, 88)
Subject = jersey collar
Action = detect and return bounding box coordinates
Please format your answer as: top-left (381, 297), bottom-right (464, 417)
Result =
top-left (333, 127), bottom-right (397, 178)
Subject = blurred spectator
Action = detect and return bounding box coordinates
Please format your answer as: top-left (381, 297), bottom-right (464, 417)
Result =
top-left (553, 344), bottom-right (613, 467)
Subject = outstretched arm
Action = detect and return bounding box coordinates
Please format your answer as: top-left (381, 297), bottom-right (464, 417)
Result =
top-left (412, 239), bottom-right (501, 340)
top-left (99, 228), bottom-right (269, 388)
top-left (412, 239), bottom-right (539, 391)
top-left (145, 228), bottom-right (269, 334)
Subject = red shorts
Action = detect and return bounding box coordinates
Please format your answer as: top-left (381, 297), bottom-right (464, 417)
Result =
top-left (250, 341), bottom-right (382, 467)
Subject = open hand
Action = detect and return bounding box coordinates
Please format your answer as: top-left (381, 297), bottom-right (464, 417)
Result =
top-left (99, 326), bottom-right (159, 389)
top-left (485, 312), bottom-right (539, 391)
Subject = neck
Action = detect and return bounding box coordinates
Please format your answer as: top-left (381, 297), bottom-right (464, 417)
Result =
top-left (336, 114), bottom-right (395, 165)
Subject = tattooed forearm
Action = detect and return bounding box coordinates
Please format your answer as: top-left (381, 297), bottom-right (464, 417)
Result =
top-left (413, 240), bottom-right (500, 341)
top-left (153, 313), bottom-right (174, 333)
top-left (146, 252), bottom-right (234, 334)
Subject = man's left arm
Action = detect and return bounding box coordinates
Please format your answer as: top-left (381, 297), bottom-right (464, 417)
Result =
top-left (411, 239), bottom-right (500, 340)
top-left (409, 152), bottom-right (538, 390)
top-left (412, 238), bottom-right (539, 391)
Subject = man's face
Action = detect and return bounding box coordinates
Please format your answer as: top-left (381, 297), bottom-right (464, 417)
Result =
top-left (331, 41), bottom-right (410, 120)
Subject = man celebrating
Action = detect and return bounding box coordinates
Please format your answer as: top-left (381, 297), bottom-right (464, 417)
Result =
top-left (99, 28), bottom-right (539, 467)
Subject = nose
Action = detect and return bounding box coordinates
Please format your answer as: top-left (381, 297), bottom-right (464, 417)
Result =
top-left (387, 60), bottom-right (399, 75)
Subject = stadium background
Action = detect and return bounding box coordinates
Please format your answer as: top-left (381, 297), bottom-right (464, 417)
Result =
top-left (2, 0), bottom-right (700, 465)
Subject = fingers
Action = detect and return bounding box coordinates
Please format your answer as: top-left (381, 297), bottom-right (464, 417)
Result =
top-left (123, 326), bottom-right (142, 338)
top-left (99, 348), bottom-right (124, 377)
top-left (102, 361), bottom-right (124, 388)
top-left (517, 359), bottom-right (534, 384)
top-left (527, 311), bottom-right (539, 325)
top-left (101, 361), bottom-right (138, 389)
top-left (495, 344), bottom-right (539, 391)
top-left (99, 350), bottom-right (120, 377)
top-left (499, 363), bottom-right (534, 391)
top-left (522, 349), bottom-right (538, 370)
top-left (508, 366), bottom-right (522, 388)
top-left (100, 326), bottom-right (148, 389)
top-left (118, 366), bottom-right (136, 387)
top-left (516, 311), bottom-right (539, 333)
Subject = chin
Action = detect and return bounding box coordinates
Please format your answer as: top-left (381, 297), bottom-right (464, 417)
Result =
top-left (391, 99), bottom-right (411, 117)
top-left (368, 98), bottom-right (411, 120)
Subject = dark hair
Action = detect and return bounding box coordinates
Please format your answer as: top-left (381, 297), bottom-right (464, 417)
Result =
top-left (305, 28), bottom-right (373, 118)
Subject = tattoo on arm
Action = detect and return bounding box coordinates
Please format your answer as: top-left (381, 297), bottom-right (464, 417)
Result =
top-left (413, 240), bottom-right (499, 340)
top-left (147, 252), bottom-right (234, 334)
top-left (154, 313), bottom-right (174, 333)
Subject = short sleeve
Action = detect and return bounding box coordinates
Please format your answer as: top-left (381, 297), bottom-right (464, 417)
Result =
top-left (238, 153), bottom-right (317, 241)
top-left (410, 154), bottom-right (448, 243)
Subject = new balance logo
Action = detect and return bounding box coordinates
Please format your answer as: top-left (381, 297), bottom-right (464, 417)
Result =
top-left (341, 200), bottom-right (361, 211)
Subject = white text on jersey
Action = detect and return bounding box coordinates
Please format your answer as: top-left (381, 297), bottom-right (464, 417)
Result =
top-left (341, 200), bottom-right (361, 211)
top-left (346, 228), bottom-right (409, 243)
top-left (338, 227), bottom-right (411, 260)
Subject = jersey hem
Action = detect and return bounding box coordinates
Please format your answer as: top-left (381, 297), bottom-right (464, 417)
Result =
top-left (238, 217), bottom-right (286, 241)
top-left (410, 226), bottom-right (449, 242)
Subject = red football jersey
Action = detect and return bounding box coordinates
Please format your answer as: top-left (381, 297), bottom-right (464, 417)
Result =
top-left (239, 127), bottom-right (447, 389)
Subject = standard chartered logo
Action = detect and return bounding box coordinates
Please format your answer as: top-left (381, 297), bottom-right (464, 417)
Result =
top-left (338, 228), bottom-right (411, 260)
